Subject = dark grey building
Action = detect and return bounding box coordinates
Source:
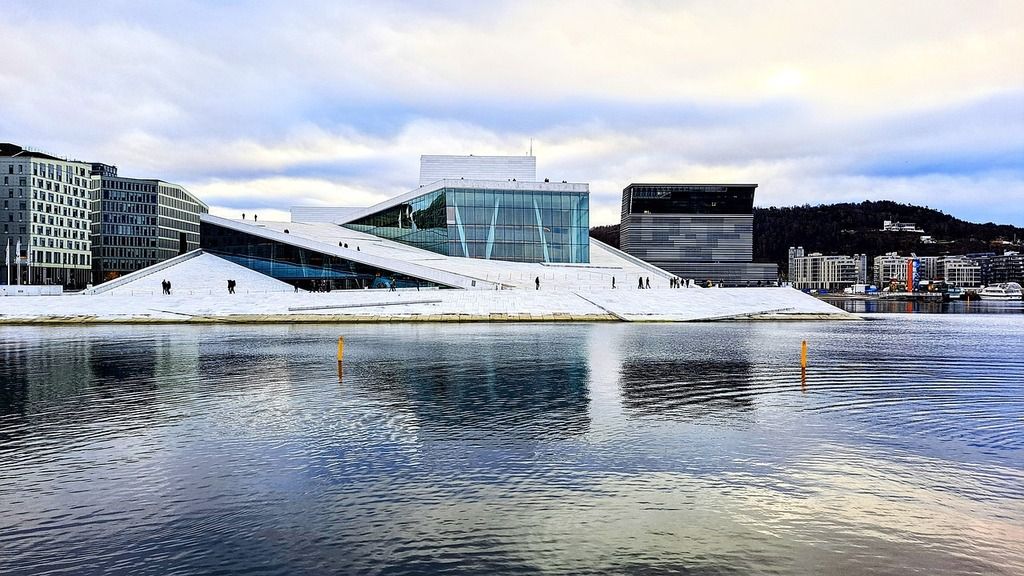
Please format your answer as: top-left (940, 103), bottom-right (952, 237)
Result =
top-left (90, 164), bottom-right (207, 284)
top-left (619, 183), bottom-right (777, 286)
top-left (981, 252), bottom-right (1023, 284)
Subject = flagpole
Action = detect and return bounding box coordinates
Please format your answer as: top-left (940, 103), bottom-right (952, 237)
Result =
top-left (15, 240), bottom-right (21, 286)
top-left (4, 238), bottom-right (9, 286)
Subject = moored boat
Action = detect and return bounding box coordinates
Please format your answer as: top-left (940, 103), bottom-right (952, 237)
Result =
top-left (977, 282), bottom-right (1023, 301)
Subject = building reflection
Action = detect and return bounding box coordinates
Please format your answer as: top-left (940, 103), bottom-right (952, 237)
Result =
top-left (617, 347), bottom-right (755, 421)
top-left (342, 330), bottom-right (592, 440)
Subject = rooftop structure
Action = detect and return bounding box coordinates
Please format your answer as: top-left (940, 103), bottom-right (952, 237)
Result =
top-left (419, 155), bottom-right (536, 186)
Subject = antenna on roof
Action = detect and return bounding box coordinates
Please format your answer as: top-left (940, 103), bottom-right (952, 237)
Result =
top-left (529, 138), bottom-right (533, 157)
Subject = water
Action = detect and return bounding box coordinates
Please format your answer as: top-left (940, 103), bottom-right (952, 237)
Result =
top-left (1, 317), bottom-right (1022, 575)
top-left (824, 297), bottom-right (1024, 315)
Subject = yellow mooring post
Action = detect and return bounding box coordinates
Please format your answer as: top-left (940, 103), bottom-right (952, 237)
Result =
top-left (337, 336), bottom-right (345, 383)
top-left (801, 340), bottom-right (808, 368)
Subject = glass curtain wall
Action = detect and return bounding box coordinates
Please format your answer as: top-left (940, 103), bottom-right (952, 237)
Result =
top-left (344, 188), bottom-right (449, 254)
top-left (201, 222), bottom-right (445, 291)
top-left (346, 187), bottom-right (590, 264)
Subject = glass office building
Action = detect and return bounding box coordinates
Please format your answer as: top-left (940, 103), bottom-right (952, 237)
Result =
top-left (90, 165), bottom-right (207, 284)
top-left (345, 184), bottom-right (590, 264)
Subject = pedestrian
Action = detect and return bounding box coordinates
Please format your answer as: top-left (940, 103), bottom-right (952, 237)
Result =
top-left (638, 277), bottom-right (643, 289)
top-left (254, 214), bottom-right (257, 222)
top-left (166, 280), bottom-right (172, 295)
top-left (242, 213), bottom-right (245, 220)
top-left (645, 277), bottom-right (651, 289)
top-left (535, 276), bottom-right (540, 290)
top-left (612, 276), bottom-right (616, 289)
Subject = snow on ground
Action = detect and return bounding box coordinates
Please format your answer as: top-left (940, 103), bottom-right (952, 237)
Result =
top-left (0, 286), bottom-right (853, 322)
top-left (96, 252), bottom-right (294, 296)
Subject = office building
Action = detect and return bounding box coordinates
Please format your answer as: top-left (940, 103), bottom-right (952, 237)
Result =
top-left (619, 183), bottom-right (777, 285)
top-left (89, 164), bottom-right (208, 283)
top-left (1, 143), bottom-right (93, 287)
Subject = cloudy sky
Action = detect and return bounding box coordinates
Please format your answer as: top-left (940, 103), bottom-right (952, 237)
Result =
top-left (1, 0), bottom-right (1021, 225)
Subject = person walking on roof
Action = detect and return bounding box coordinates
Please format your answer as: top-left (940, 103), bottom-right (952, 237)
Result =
top-left (535, 276), bottom-right (540, 290)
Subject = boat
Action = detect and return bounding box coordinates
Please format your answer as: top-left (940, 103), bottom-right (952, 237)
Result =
top-left (977, 282), bottom-right (1023, 301)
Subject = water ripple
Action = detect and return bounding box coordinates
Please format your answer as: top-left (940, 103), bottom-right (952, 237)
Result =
top-left (0, 318), bottom-right (1022, 575)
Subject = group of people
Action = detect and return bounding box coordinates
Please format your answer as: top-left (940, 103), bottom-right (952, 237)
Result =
top-left (227, 279), bottom-right (236, 294)
top-left (161, 279), bottom-right (172, 294)
top-left (669, 277), bottom-right (686, 288)
top-left (310, 280), bottom-right (332, 292)
top-left (637, 276), bottom-right (652, 289)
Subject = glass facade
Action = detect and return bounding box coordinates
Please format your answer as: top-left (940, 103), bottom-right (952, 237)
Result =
top-left (345, 186), bottom-right (590, 264)
top-left (90, 176), bottom-right (207, 284)
top-left (201, 222), bottom-right (445, 291)
top-left (626, 185), bottom-right (755, 215)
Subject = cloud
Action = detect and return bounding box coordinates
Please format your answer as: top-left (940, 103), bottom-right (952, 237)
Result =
top-left (0, 0), bottom-right (1021, 226)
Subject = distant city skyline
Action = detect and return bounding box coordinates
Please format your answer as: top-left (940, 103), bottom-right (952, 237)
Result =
top-left (1, 0), bottom-right (1021, 226)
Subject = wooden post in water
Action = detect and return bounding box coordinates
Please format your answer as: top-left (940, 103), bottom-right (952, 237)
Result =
top-left (801, 340), bottom-right (808, 368)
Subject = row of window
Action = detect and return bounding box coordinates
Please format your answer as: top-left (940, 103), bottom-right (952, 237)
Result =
top-left (103, 180), bottom-right (157, 194)
top-left (32, 178), bottom-right (89, 197)
top-left (30, 235), bottom-right (87, 251)
top-left (31, 161), bottom-right (90, 183)
top-left (95, 235), bottom-right (158, 247)
top-left (28, 250), bottom-right (90, 266)
top-left (95, 247), bottom-right (159, 260)
top-left (31, 224), bottom-right (88, 241)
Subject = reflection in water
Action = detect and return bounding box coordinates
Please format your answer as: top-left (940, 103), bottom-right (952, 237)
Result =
top-left (619, 358), bottom-right (754, 418)
top-left (0, 320), bottom-right (1022, 576)
top-left (825, 297), bottom-right (1024, 314)
top-left (343, 327), bottom-right (591, 440)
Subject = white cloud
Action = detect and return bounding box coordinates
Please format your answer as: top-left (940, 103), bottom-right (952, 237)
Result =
top-left (0, 0), bottom-right (1021, 226)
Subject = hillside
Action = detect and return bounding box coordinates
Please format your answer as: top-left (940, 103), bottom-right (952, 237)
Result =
top-left (591, 201), bottom-right (1023, 275)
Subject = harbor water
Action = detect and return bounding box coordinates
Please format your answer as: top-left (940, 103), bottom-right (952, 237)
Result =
top-left (1, 316), bottom-right (1022, 575)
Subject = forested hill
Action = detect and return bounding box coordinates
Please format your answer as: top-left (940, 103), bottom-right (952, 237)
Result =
top-left (754, 201), bottom-right (1022, 272)
top-left (590, 201), bottom-right (1023, 274)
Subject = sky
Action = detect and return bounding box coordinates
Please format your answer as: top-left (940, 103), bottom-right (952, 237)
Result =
top-left (1, 0), bottom-right (1022, 226)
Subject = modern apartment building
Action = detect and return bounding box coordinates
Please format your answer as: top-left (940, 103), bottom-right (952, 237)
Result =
top-left (938, 256), bottom-right (981, 287)
top-left (788, 250), bottom-right (868, 291)
top-left (89, 163), bottom-right (208, 283)
top-left (983, 252), bottom-right (1023, 284)
top-left (1, 143), bottom-right (94, 287)
top-left (873, 253), bottom-right (939, 288)
top-left (619, 183), bottom-right (777, 285)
